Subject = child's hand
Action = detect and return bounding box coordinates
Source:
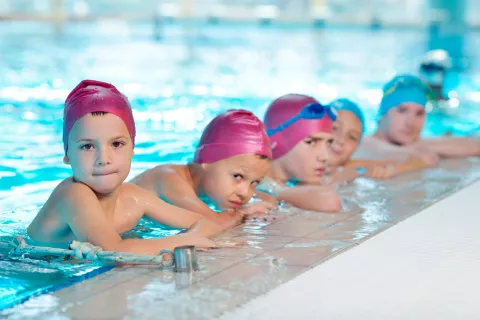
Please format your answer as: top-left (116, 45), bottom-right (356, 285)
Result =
top-left (254, 191), bottom-right (278, 207)
top-left (408, 148), bottom-right (439, 167)
top-left (243, 201), bottom-right (275, 215)
top-left (242, 201), bottom-right (278, 222)
top-left (184, 234), bottom-right (217, 249)
top-left (215, 239), bottom-right (247, 248)
top-left (221, 208), bottom-right (245, 228)
top-left (195, 238), bottom-right (247, 251)
top-left (69, 241), bottom-right (103, 260)
top-left (406, 154), bottom-right (437, 168)
top-left (364, 165), bottom-right (395, 180)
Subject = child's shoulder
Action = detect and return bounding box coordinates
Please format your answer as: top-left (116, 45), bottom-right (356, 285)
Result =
top-left (133, 164), bottom-right (187, 181)
top-left (150, 164), bottom-right (190, 182)
top-left (118, 182), bottom-right (145, 195)
top-left (156, 163), bottom-right (187, 175)
top-left (52, 177), bottom-right (96, 199)
top-left (358, 135), bottom-right (385, 149)
top-left (355, 136), bottom-right (398, 159)
top-left (43, 178), bottom-right (99, 214)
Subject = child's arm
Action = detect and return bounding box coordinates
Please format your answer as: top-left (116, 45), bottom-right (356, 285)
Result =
top-left (152, 173), bottom-right (243, 230)
top-left (412, 137), bottom-right (480, 158)
top-left (127, 184), bottom-right (222, 238)
top-left (342, 154), bottom-right (436, 180)
top-left (386, 154), bottom-right (436, 175)
top-left (327, 166), bottom-right (363, 184)
top-left (277, 185), bottom-right (341, 212)
top-left (239, 191), bottom-right (278, 216)
top-left (64, 184), bottom-right (217, 255)
top-left (236, 180), bottom-right (280, 216)
top-left (254, 191), bottom-right (278, 206)
top-left (345, 159), bottom-right (397, 168)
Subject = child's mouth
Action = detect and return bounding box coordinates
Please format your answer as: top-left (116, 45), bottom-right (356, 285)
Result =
top-left (229, 200), bottom-right (242, 208)
top-left (93, 171), bottom-right (116, 176)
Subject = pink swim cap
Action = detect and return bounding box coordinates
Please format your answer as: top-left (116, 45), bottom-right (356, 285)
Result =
top-left (63, 80), bottom-right (136, 154)
top-left (264, 94), bottom-right (337, 160)
top-left (194, 109), bottom-right (272, 164)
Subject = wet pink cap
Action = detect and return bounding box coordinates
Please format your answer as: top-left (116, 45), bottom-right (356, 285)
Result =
top-left (194, 109), bottom-right (272, 164)
top-left (63, 80), bottom-right (136, 154)
top-left (264, 94), bottom-right (336, 160)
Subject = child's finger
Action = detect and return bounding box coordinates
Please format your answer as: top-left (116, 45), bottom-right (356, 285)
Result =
top-left (215, 240), bottom-right (247, 248)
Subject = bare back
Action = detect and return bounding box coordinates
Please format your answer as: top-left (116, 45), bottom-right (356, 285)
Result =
top-left (131, 165), bottom-right (244, 229)
top-left (130, 164), bottom-right (192, 198)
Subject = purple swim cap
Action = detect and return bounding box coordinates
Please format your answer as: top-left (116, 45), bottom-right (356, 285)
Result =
top-left (194, 109), bottom-right (272, 164)
top-left (264, 94), bottom-right (336, 160)
top-left (63, 80), bottom-right (135, 154)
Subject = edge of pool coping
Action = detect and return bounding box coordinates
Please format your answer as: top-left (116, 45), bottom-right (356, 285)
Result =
top-left (0, 263), bottom-right (113, 312)
top-left (2, 171), bottom-right (478, 313)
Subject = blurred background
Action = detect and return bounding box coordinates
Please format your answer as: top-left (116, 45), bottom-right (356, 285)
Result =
top-left (0, 0), bottom-right (479, 211)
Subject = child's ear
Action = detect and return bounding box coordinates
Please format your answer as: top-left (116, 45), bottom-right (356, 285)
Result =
top-left (63, 154), bottom-right (70, 164)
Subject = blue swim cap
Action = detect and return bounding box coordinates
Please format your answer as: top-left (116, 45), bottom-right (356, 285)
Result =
top-left (330, 98), bottom-right (365, 135)
top-left (378, 74), bottom-right (430, 117)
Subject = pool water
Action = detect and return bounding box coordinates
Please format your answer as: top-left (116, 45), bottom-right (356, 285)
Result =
top-left (0, 256), bottom-right (113, 311)
top-left (1, 21), bottom-right (480, 310)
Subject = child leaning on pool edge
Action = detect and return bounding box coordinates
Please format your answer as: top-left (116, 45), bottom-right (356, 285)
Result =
top-left (28, 80), bottom-right (230, 258)
top-left (132, 109), bottom-right (276, 229)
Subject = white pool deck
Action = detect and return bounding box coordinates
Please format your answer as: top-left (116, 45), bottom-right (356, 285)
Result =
top-left (222, 174), bottom-right (480, 320)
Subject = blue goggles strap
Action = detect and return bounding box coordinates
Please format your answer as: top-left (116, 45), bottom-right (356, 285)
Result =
top-left (266, 103), bottom-right (337, 136)
top-left (421, 63), bottom-right (446, 73)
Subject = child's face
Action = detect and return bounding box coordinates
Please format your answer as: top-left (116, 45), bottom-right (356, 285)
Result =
top-left (278, 132), bottom-right (333, 184)
top-left (330, 110), bottom-right (362, 166)
top-left (379, 102), bottom-right (425, 145)
top-left (64, 113), bottom-right (134, 195)
top-left (201, 154), bottom-right (270, 211)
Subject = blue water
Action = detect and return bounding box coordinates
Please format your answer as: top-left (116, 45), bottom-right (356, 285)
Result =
top-left (1, 21), bottom-right (480, 310)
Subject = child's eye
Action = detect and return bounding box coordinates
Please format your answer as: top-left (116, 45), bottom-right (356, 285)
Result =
top-left (417, 110), bottom-right (425, 117)
top-left (112, 141), bottom-right (125, 148)
top-left (348, 135), bottom-right (358, 142)
top-left (233, 173), bottom-right (243, 180)
top-left (327, 139), bottom-right (334, 146)
top-left (251, 180), bottom-right (260, 186)
top-left (80, 143), bottom-right (94, 151)
top-left (304, 139), bottom-right (314, 145)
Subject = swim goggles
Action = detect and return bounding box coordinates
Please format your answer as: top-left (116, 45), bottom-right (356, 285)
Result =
top-left (266, 103), bottom-right (337, 136)
top-left (420, 63), bottom-right (447, 73)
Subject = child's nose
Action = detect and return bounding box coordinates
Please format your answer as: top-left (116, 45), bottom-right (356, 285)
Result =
top-left (316, 143), bottom-right (330, 163)
top-left (96, 147), bottom-right (112, 166)
top-left (236, 183), bottom-right (250, 199)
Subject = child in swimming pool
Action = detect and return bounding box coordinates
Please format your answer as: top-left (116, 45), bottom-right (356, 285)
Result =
top-left (27, 80), bottom-right (224, 257)
top-left (419, 49), bottom-right (452, 102)
top-left (354, 74), bottom-right (480, 161)
top-left (132, 109), bottom-right (275, 230)
top-left (328, 98), bottom-right (434, 183)
top-left (257, 94), bottom-right (341, 212)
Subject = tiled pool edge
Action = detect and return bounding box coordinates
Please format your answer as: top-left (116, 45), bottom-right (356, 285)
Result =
top-left (220, 180), bottom-right (480, 320)
top-left (1, 158), bottom-right (479, 319)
